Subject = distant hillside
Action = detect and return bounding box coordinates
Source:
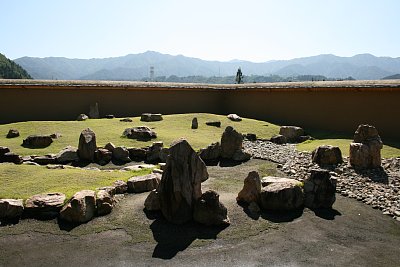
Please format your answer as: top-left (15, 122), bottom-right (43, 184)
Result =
top-left (0, 53), bottom-right (32, 79)
top-left (15, 51), bottom-right (400, 81)
top-left (382, 74), bottom-right (400, 80)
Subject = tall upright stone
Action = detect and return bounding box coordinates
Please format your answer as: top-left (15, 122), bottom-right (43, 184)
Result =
top-left (158, 139), bottom-right (208, 224)
top-left (78, 128), bottom-right (97, 162)
top-left (89, 102), bottom-right (100, 119)
top-left (220, 126), bottom-right (243, 159)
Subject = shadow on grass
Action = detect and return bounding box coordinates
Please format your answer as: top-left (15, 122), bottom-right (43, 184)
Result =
top-left (144, 209), bottom-right (228, 260)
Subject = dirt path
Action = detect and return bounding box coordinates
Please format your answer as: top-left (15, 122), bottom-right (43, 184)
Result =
top-left (1, 159), bottom-right (399, 267)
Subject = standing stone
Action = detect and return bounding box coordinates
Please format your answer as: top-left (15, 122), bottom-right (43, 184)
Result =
top-left (158, 139), bottom-right (208, 224)
top-left (77, 128), bottom-right (97, 162)
top-left (220, 126), bottom-right (243, 159)
top-left (191, 117), bottom-right (198, 129)
top-left (312, 145), bottom-right (343, 166)
top-left (193, 190), bottom-right (230, 226)
top-left (0, 199), bottom-right (24, 222)
top-left (349, 124), bottom-right (383, 169)
top-left (279, 126), bottom-right (305, 143)
top-left (237, 171), bottom-right (261, 204)
top-left (6, 129), bottom-right (19, 138)
top-left (24, 193), bottom-right (66, 219)
top-left (60, 190), bottom-right (96, 224)
top-left (303, 169), bottom-right (336, 209)
top-left (89, 103), bottom-right (100, 119)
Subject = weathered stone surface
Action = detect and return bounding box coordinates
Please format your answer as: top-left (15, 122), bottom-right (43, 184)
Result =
top-left (227, 114), bottom-right (242, 122)
top-left (141, 113), bottom-right (163, 122)
top-left (112, 146), bottom-right (131, 163)
top-left (77, 114), bottom-right (89, 121)
top-left (95, 148), bottom-right (112, 165)
top-left (89, 103), bottom-right (99, 119)
top-left (77, 128), bottom-right (97, 162)
top-left (237, 171), bottom-right (261, 204)
top-left (96, 190), bottom-right (113, 216)
top-left (260, 178), bottom-right (304, 211)
top-left (146, 142), bottom-right (164, 163)
top-left (6, 129), bottom-right (19, 138)
top-left (270, 134), bottom-right (287, 144)
top-left (128, 173), bottom-right (161, 193)
top-left (1, 152), bottom-right (22, 164)
top-left (120, 118), bottom-right (132, 122)
top-left (60, 190), bottom-right (96, 223)
top-left (158, 139), bottom-right (208, 224)
top-left (221, 126), bottom-right (243, 159)
top-left (303, 169), bottom-right (336, 209)
top-left (0, 199), bottom-right (24, 221)
top-left (24, 193), bottom-right (66, 219)
top-left (33, 155), bottom-right (57, 165)
top-left (279, 126), bottom-right (305, 143)
top-left (349, 124), bottom-right (383, 169)
top-left (191, 117), bottom-right (198, 129)
top-left (312, 145), bottom-right (343, 166)
top-left (144, 189), bottom-right (160, 211)
top-left (113, 180), bottom-right (128, 194)
top-left (128, 148), bottom-right (147, 161)
top-left (22, 135), bottom-right (53, 148)
top-left (104, 142), bottom-right (116, 152)
top-left (193, 190), bottom-right (230, 226)
top-left (199, 142), bottom-right (221, 163)
top-left (124, 126), bottom-right (157, 141)
top-left (205, 121), bottom-right (221, 127)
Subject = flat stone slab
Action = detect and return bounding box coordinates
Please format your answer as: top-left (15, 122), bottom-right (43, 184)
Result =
top-left (24, 193), bottom-right (66, 219)
top-left (127, 173), bottom-right (161, 193)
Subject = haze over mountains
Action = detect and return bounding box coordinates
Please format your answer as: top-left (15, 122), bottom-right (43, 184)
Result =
top-left (15, 51), bottom-right (400, 81)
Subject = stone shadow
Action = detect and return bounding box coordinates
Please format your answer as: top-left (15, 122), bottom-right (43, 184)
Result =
top-left (312, 208), bottom-right (342, 220)
top-left (218, 159), bottom-right (246, 168)
top-left (238, 201), bottom-right (303, 223)
top-left (353, 167), bottom-right (389, 184)
top-left (145, 210), bottom-right (227, 259)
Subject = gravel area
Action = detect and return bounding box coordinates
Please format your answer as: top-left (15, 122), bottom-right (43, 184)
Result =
top-left (244, 140), bottom-right (400, 221)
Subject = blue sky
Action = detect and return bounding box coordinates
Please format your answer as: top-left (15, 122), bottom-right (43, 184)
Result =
top-left (2, 0), bottom-right (399, 61)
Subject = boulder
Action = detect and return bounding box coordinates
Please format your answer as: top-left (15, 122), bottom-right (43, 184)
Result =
top-left (112, 146), bottom-right (131, 163)
top-left (77, 128), bottom-right (97, 162)
top-left (205, 121), bottom-right (221, 127)
top-left (124, 126), bottom-right (157, 141)
top-left (279, 126), bottom-right (305, 143)
top-left (88, 103), bottom-right (99, 119)
top-left (141, 113), bottom-right (163, 122)
top-left (6, 129), bottom-right (19, 138)
top-left (33, 155), bottom-right (57, 165)
top-left (128, 173), bottom-right (161, 193)
top-left (77, 114), bottom-right (89, 121)
top-left (0, 146), bottom-right (10, 156)
top-left (237, 171), bottom-right (261, 204)
top-left (270, 134), bottom-right (287, 144)
top-left (199, 142), bottom-right (221, 163)
top-left (260, 178), bottom-right (304, 211)
top-left (244, 133), bottom-right (257, 141)
top-left (0, 199), bottom-right (24, 221)
top-left (191, 117), bottom-right (198, 129)
top-left (120, 118), bottom-right (132, 122)
top-left (96, 186), bottom-right (116, 196)
top-left (104, 142), bottom-right (116, 152)
top-left (60, 190), bottom-right (96, 224)
top-left (1, 152), bottom-right (22, 164)
top-left (104, 114), bottom-right (115, 119)
top-left (96, 190), bottom-right (114, 216)
top-left (158, 139), bottom-right (208, 224)
top-left (227, 114), bottom-right (242, 122)
top-left (95, 148), bottom-right (112, 165)
top-left (113, 180), bottom-right (128, 194)
top-left (146, 142), bottom-right (164, 163)
top-left (22, 135), bottom-right (53, 148)
top-left (312, 145), bottom-right (343, 166)
top-left (144, 189), bottom-right (161, 211)
top-left (303, 169), bottom-right (336, 209)
top-left (128, 148), bottom-right (147, 161)
top-left (349, 124), bottom-right (383, 169)
top-left (193, 190), bottom-right (230, 226)
top-left (220, 126), bottom-right (243, 159)
top-left (24, 193), bottom-right (66, 219)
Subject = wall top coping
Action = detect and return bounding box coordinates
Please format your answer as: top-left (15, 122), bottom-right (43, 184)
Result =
top-left (1, 79), bottom-right (400, 92)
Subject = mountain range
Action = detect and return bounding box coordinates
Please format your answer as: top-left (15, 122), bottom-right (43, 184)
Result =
top-left (14, 51), bottom-right (400, 81)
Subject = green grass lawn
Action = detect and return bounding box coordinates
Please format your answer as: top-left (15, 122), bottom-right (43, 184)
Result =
top-left (0, 113), bottom-right (280, 156)
top-left (0, 163), bottom-right (151, 200)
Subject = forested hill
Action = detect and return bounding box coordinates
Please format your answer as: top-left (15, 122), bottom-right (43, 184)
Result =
top-left (0, 53), bottom-right (32, 79)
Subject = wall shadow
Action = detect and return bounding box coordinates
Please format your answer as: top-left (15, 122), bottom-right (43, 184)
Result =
top-left (146, 210), bottom-right (227, 259)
